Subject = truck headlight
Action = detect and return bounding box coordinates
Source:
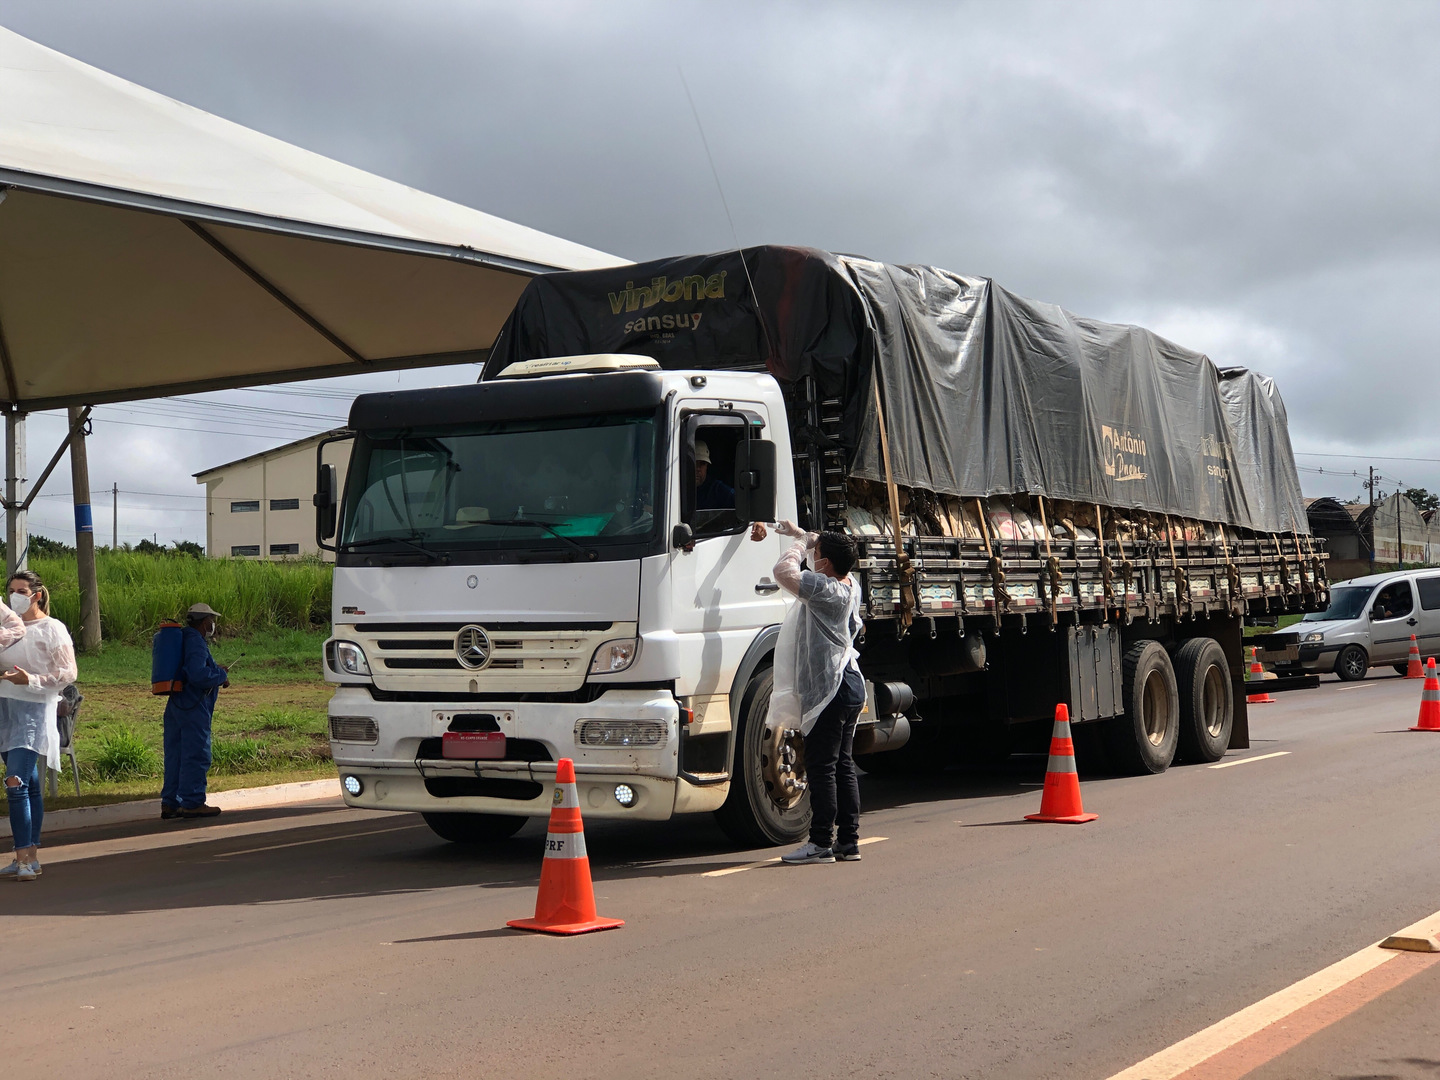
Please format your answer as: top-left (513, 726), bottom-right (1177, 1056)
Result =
top-left (576, 719), bottom-right (667, 747)
top-left (1302, 631), bottom-right (1324, 644)
top-left (589, 637), bottom-right (638, 674)
top-left (326, 639), bottom-right (372, 677)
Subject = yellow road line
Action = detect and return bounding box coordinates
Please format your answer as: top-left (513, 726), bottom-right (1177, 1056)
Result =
top-left (1105, 905), bottom-right (1440, 1080)
top-left (1209, 751), bottom-right (1291, 770)
top-left (701, 836), bottom-right (888, 877)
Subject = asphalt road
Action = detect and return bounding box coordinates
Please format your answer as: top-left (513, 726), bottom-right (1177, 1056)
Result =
top-left (6, 669), bottom-right (1440, 1080)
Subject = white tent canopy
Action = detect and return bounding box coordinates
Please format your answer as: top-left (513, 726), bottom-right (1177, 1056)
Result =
top-left (0, 25), bottom-right (623, 410)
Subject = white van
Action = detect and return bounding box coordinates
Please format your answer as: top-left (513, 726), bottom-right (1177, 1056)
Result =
top-left (1273, 568), bottom-right (1440, 681)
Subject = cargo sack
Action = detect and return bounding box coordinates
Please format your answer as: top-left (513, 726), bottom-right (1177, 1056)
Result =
top-left (151, 621), bottom-right (185, 695)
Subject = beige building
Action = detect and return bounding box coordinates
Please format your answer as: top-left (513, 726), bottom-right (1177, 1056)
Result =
top-left (196, 430), bottom-right (350, 559)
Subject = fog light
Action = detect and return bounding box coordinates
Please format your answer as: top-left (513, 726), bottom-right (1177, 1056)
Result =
top-left (342, 774), bottom-right (364, 797)
top-left (613, 783), bottom-right (636, 807)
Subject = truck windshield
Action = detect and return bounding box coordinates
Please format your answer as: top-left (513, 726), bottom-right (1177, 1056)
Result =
top-left (340, 414), bottom-right (657, 553)
top-left (1302, 584), bottom-right (1372, 622)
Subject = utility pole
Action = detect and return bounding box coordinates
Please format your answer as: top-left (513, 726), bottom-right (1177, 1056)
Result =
top-left (1368, 466), bottom-right (1375, 573)
top-left (68, 406), bottom-right (101, 652)
top-left (112, 482), bottom-right (117, 549)
top-left (5, 411), bottom-right (26, 577)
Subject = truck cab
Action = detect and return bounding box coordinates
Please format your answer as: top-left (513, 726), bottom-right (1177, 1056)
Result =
top-left (320, 356), bottom-right (810, 844)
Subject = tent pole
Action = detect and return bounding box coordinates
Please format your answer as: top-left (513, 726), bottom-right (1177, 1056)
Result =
top-left (68, 406), bottom-right (101, 651)
top-left (5, 411), bottom-right (25, 576)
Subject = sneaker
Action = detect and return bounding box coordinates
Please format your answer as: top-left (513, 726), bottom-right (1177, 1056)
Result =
top-left (160, 804), bottom-right (182, 820)
top-left (15, 862), bottom-right (36, 882)
top-left (781, 842), bottom-right (835, 865)
top-left (0, 860), bottom-right (19, 878)
top-left (834, 843), bottom-right (862, 862)
top-left (179, 804), bottom-right (222, 819)
top-left (27, 859), bottom-right (40, 877)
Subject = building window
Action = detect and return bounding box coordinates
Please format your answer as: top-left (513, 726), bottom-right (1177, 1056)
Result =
top-left (231, 500), bottom-right (260, 513)
top-left (269, 543), bottom-right (300, 556)
top-left (231, 545), bottom-right (261, 557)
top-left (270, 498), bottom-right (300, 511)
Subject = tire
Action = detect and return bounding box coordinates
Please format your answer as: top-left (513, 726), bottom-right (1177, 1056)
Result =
top-left (1105, 640), bottom-right (1180, 775)
top-left (1334, 645), bottom-right (1368, 682)
top-left (714, 668), bottom-right (811, 846)
top-left (422, 812), bottom-right (527, 844)
top-left (1392, 663), bottom-right (1409, 676)
top-left (1174, 638), bottom-right (1233, 764)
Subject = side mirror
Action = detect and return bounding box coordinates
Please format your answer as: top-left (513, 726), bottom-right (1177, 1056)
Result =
top-left (672, 522), bottom-right (694, 549)
top-left (314, 463), bottom-right (338, 543)
top-left (734, 438), bottom-right (777, 523)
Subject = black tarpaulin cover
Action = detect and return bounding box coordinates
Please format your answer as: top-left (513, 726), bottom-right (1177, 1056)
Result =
top-left (485, 245), bottom-right (1309, 535)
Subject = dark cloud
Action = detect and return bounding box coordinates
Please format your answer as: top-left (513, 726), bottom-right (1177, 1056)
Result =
top-left (5, 0), bottom-right (1440, 540)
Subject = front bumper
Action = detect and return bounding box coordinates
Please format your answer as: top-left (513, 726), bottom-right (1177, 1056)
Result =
top-left (328, 685), bottom-right (726, 821)
top-left (1276, 643), bottom-right (1339, 675)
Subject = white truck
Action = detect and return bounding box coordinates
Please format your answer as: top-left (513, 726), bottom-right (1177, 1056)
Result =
top-left (317, 247), bottom-right (1325, 846)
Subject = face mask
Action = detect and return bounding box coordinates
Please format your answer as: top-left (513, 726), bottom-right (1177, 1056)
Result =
top-left (9, 593), bottom-right (30, 616)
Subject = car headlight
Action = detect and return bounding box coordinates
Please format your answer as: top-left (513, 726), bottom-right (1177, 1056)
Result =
top-left (589, 637), bottom-right (639, 674)
top-left (1302, 631), bottom-right (1324, 644)
top-left (326, 639), bottom-right (372, 677)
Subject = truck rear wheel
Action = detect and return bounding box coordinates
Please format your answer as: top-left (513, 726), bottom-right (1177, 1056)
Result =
top-left (1105, 640), bottom-right (1180, 775)
top-left (715, 668), bottom-right (811, 847)
top-left (422, 812), bottom-right (527, 844)
top-left (1174, 637), bottom-right (1233, 763)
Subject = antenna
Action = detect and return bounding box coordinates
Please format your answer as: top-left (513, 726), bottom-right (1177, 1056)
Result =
top-left (678, 66), bottom-right (774, 363)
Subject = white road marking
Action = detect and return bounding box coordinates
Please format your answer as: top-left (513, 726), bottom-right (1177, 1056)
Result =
top-left (212, 823), bottom-right (423, 859)
top-left (1209, 751), bottom-right (1292, 770)
top-left (701, 836), bottom-right (888, 877)
top-left (1105, 905), bottom-right (1440, 1080)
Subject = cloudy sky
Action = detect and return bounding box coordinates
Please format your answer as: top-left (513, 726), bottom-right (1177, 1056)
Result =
top-left (5, 0), bottom-right (1440, 544)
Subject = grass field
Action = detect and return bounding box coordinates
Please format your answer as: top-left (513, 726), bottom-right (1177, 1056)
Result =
top-left (35, 629), bottom-right (335, 811)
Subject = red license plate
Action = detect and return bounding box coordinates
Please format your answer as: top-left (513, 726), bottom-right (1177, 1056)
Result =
top-left (441, 731), bottom-right (507, 760)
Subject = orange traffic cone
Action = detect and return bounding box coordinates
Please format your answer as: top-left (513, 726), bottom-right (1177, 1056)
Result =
top-left (1412, 658), bottom-right (1440, 731)
top-left (1406, 636), bottom-right (1424, 679)
top-left (1025, 704), bottom-right (1098, 824)
top-left (507, 758), bottom-right (624, 935)
top-left (1246, 646), bottom-right (1275, 704)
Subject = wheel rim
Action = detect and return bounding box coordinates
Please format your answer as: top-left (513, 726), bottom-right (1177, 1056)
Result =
top-left (758, 709), bottom-right (807, 811)
top-left (1143, 668), bottom-right (1171, 746)
top-left (1343, 650), bottom-right (1364, 679)
top-left (1201, 664), bottom-right (1227, 738)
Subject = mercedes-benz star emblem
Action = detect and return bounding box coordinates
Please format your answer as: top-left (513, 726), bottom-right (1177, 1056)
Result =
top-left (455, 624), bottom-right (492, 670)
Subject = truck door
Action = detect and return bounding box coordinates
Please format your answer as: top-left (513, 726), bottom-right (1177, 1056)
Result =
top-left (1368, 578), bottom-right (1418, 664)
top-left (668, 407), bottom-right (791, 697)
top-left (1413, 575), bottom-right (1440, 659)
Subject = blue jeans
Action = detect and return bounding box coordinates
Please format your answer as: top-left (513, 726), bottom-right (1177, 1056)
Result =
top-left (161, 704), bottom-right (213, 810)
top-left (3, 747), bottom-right (43, 850)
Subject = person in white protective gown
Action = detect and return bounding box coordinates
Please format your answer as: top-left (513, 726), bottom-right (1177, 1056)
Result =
top-left (769, 522), bottom-right (866, 865)
top-left (0, 570), bottom-right (77, 882)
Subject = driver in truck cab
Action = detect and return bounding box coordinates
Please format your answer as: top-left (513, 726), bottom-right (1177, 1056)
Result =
top-left (694, 440), bottom-right (734, 510)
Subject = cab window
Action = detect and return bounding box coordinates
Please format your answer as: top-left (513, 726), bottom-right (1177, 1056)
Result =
top-left (1371, 581), bottom-right (1414, 620)
top-left (685, 422), bottom-right (745, 539)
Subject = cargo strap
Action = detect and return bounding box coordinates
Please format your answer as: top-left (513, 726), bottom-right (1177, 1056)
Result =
top-left (974, 497), bottom-right (1008, 623)
top-left (871, 372), bottom-right (915, 630)
top-left (1036, 496), bottom-right (1061, 622)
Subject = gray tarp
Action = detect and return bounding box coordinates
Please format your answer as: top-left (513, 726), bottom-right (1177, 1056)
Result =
top-left (486, 246), bottom-right (1310, 535)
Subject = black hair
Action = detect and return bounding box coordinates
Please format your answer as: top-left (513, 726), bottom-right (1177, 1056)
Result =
top-left (8, 569), bottom-right (48, 615)
top-left (817, 531), bottom-right (858, 578)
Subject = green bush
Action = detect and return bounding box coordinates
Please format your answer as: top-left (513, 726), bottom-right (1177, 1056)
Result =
top-left (92, 727), bottom-right (161, 780)
top-left (210, 737), bottom-right (268, 774)
top-left (32, 551), bottom-right (332, 645)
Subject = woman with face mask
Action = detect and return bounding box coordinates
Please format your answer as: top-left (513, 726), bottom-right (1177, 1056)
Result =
top-left (0, 570), bottom-right (77, 881)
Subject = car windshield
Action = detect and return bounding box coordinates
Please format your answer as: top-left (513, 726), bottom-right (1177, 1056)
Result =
top-left (1302, 584), bottom-right (1372, 622)
top-left (339, 413), bottom-right (657, 551)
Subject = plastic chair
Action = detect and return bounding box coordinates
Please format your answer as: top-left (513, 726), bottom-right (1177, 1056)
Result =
top-left (49, 684), bottom-right (83, 799)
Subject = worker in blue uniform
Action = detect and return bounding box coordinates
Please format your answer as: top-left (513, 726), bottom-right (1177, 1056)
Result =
top-left (160, 603), bottom-right (229, 820)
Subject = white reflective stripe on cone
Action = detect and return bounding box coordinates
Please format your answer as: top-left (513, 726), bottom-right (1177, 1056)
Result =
top-left (552, 783), bottom-right (580, 809)
top-left (1051, 720), bottom-right (1072, 738)
top-left (1045, 754), bottom-right (1077, 774)
top-left (1425, 689), bottom-right (1440, 701)
top-left (544, 831), bottom-right (588, 859)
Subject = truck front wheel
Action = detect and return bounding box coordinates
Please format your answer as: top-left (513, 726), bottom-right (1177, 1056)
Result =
top-left (422, 812), bottom-right (527, 844)
top-left (1174, 637), bottom-right (1233, 763)
top-left (715, 668), bottom-right (811, 847)
top-left (1105, 640), bottom-right (1180, 775)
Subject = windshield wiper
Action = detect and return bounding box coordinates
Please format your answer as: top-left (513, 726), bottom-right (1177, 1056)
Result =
top-left (470, 518), bottom-right (597, 560)
top-left (340, 535), bottom-right (450, 564)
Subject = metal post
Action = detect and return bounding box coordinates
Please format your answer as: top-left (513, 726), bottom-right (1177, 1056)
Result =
top-left (5, 411), bottom-right (26, 577)
top-left (1397, 492), bottom-right (1403, 569)
top-left (68, 406), bottom-right (101, 652)
top-left (1368, 466), bottom-right (1375, 573)
top-left (112, 482), bottom-right (118, 550)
